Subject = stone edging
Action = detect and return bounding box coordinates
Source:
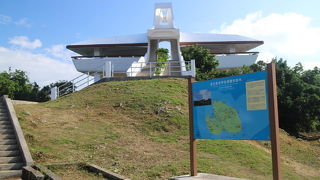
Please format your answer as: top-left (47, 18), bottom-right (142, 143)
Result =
top-left (22, 166), bottom-right (45, 180)
top-left (83, 163), bottom-right (131, 180)
top-left (33, 165), bottom-right (62, 180)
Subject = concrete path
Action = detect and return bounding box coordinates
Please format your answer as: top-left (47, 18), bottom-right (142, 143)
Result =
top-left (12, 100), bottom-right (38, 105)
top-left (169, 173), bottom-right (247, 180)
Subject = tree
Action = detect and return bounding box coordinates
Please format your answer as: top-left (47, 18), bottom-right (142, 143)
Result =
top-left (0, 71), bottom-right (17, 98)
top-left (250, 60), bottom-right (267, 72)
top-left (36, 85), bottom-right (51, 102)
top-left (155, 48), bottom-right (169, 75)
top-left (0, 69), bottom-right (32, 100)
top-left (275, 59), bottom-right (320, 134)
top-left (182, 45), bottom-right (219, 78)
top-left (0, 68), bottom-right (75, 102)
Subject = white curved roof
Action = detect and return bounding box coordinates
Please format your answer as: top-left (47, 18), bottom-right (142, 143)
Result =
top-left (180, 32), bottom-right (259, 42)
top-left (67, 32), bottom-right (263, 56)
top-left (69, 32), bottom-right (261, 46)
top-left (71, 33), bottom-right (148, 45)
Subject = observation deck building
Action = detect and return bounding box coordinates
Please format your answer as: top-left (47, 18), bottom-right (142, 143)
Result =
top-left (66, 3), bottom-right (263, 82)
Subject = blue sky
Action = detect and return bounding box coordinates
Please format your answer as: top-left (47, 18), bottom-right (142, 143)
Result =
top-left (1, 0), bottom-right (319, 86)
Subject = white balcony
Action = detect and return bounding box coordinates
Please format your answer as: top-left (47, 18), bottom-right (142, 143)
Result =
top-left (216, 53), bottom-right (259, 69)
top-left (72, 56), bottom-right (195, 78)
top-left (72, 56), bottom-right (141, 73)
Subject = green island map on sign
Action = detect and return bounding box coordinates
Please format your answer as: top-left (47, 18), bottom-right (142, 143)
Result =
top-left (206, 101), bottom-right (242, 135)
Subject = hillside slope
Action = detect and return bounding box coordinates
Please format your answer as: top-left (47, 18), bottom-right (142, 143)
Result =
top-left (14, 78), bottom-right (320, 180)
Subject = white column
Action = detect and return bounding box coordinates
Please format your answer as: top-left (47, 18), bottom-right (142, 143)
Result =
top-left (105, 61), bottom-right (112, 78)
top-left (94, 48), bottom-right (100, 56)
top-left (94, 72), bottom-right (101, 82)
top-left (87, 72), bottom-right (90, 86)
top-left (191, 59), bottom-right (196, 78)
top-left (229, 47), bottom-right (236, 56)
top-left (72, 80), bottom-right (75, 92)
top-left (50, 86), bottom-right (58, 100)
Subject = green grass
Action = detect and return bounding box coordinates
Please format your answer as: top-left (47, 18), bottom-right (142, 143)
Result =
top-left (14, 78), bottom-right (320, 180)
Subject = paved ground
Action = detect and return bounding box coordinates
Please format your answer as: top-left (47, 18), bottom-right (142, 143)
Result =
top-left (169, 173), bottom-right (247, 180)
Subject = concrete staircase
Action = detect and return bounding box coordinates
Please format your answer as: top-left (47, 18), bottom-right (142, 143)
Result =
top-left (136, 64), bottom-right (155, 76)
top-left (164, 61), bottom-right (181, 76)
top-left (0, 102), bottom-right (23, 179)
top-left (136, 61), bottom-right (182, 77)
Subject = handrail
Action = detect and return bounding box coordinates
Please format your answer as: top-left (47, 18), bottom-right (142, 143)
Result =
top-left (68, 73), bottom-right (87, 82)
top-left (58, 73), bottom-right (87, 90)
top-left (55, 72), bottom-right (94, 98)
top-left (123, 60), bottom-right (192, 77)
top-left (77, 78), bottom-right (94, 88)
top-left (73, 76), bottom-right (91, 85)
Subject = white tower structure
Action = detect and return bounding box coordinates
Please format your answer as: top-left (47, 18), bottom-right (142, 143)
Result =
top-left (147, 3), bottom-right (182, 67)
top-left (153, 3), bottom-right (175, 29)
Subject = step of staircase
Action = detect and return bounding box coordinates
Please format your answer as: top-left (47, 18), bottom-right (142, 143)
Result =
top-left (0, 151), bottom-right (20, 157)
top-left (0, 117), bottom-right (10, 121)
top-left (0, 121), bottom-right (11, 125)
top-left (0, 140), bottom-right (17, 145)
top-left (0, 163), bottom-right (23, 170)
top-left (0, 129), bottom-right (14, 134)
top-left (0, 125), bottom-right (14, 130)
top-left (0, 157), bottom-right (22, 164)
top-left (0, 170), bottom-right (22, 179)
top-left (0, 145), bottom-right (18, 151)
top-left (0, 134), bottom-right (16, 140)
top-left (0, 112), bottom-right (8, 116)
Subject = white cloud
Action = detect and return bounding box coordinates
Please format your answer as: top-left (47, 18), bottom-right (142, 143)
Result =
top-left (199, 89), bottom-right (211, 100)
top-left (211, 12), bottom-right (320, 69)
top-left (0, 46), bottom-right (81, 86)
top-left (0, 14), bottom-right (12, 24)
top-left (15, 18), bottom-right (31, 27)
top-left (9, 36), bottom-right (42, 49)
top-left (45, 44), bottom-right (76, 60)
top-left (0, 15), bottom-right (31, 27)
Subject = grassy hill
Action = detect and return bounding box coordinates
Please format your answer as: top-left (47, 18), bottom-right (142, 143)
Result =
top-left (14, 78), bottom-right (320, 180)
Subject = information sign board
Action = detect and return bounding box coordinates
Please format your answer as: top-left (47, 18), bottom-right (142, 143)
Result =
top-left (192, 71), bottom-right (270, 140)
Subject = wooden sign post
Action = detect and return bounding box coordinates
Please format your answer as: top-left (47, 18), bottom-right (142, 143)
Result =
top-left (188, 77), bottom-right (197, 176)
top-left (267, 63), bottom-right (282, 180)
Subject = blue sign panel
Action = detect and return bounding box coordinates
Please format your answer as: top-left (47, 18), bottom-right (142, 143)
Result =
top-left (192, 71), bottom-right (270, 140)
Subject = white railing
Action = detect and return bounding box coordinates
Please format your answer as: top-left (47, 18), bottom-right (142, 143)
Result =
top-left (126, 56), bottom-right (147, 76)
top-left (109, 60), bottom-right (195, 77)
top-left (50, 72), bottom-right (94, 100)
